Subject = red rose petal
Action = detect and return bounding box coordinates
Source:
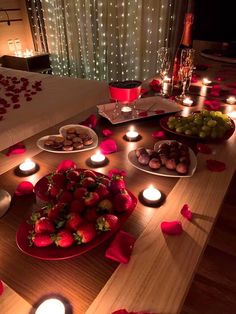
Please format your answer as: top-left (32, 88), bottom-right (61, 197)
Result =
top-left (99, 139), bottom-right (118, 155)
top-left (15, 181), bottom-right (34, 196)
top-left (196, 143), bottom-right (212, 154)
top-left (161, 221), bottom-right (183, 235)
top-left (80, 114), bottom-right (97, 129)
top-left (206, 159), bottom-right (226, 172)
top-left (6, 142), bottom-right (26, 156)
top-left (13, 104), bottom-right (21, 109)
top-left (155, 110), bottom-right (165, 114)
top-left (180, 204), bottom-right (193, 221)
top-left (230, 89), bottom-right (236, 96)
top-left (150, 79), bottom-right (161, 92)
top-left (227, 82), bottom-right (236, 89)
top-left (56, 160), bottom-right (77, 173)
top-left (102, 128), bottom-right (113, 137)
top-left (0, 280), bottom-right (4, 296)
top-left (215, 76), bottom-right (225, 82)
top-left (105, 230), bottom-right (136, 264)
top-left (152, 130), bottom-right (166, 139)
top-left (138, 111), bottom-right (148, 117)
top-left (141, 88), bottom-right (149, 95)
top-left (204, 99), bottom-right (221, 111)
top-left (112, 311), bottom-right (156, 314)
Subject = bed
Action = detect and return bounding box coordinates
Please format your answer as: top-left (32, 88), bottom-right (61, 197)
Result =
top-left (0, 67), bottom-right (109, 152)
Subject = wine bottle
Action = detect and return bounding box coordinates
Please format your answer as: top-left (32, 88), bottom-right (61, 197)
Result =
top-left (172, 13), bottom-right (194, 86)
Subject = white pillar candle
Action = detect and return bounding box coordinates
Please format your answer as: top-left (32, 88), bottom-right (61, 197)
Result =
top-left (35, 298), bottom-right (65, 314)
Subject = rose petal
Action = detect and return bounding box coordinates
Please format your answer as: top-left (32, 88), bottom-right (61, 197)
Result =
top-left (206, 159), bottom-right (226, 172)
top-left (112, 311), bottom-right (156, 314)
top-left (215, 76), bottom-right (225, 82)
top-left (99, 139), bottom-right (117, 155)
top-left (15, 181), bottom-right (34, 196)
top-left (155, 110), bottom-right (165, 114)
top-left (161, 221), bottom-right (183, 235)
top-left (152, 130), bottom-right (166, 140)
top-left (6, 142), bottom-right (26, 156)
top-left (141, 88), bottom-right (149, 95)
top-left (102, 128), bottom-right (113, 137)
top-left (138, 111), bottom-right (148, 117)
top-left (105, 230), bottom-right (136, 264)
top-left (227, 82), bottom-right (236, 89)
top-left (80, 114), bottom-right (97, 129)
top-left (56, 160), bottom-right (77, 173)
top-left (196, 143), bottom-right (212, 154)
top-left (191, 74), bottom-right (199, 83)
top-left (0, 280), bottom-right (3, 296)
top-left (149, 79), bottom-right (161, 92)
top-left (230, 89), bottom-right (236, 96)
top-left (204, 99), bottom-right (221, 111)
top-left (180, 204), bottom-right (193, 221)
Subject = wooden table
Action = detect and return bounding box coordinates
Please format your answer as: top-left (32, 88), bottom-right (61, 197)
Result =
top-left (1, 62), bottom-right (236, 314)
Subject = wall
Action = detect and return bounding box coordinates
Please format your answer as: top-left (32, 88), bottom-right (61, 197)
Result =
top-left (0, 0), bottom-right (34, 56)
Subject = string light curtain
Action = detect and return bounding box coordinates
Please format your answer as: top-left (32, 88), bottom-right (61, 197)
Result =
top-left (29, 0), bottom-right (186, 81)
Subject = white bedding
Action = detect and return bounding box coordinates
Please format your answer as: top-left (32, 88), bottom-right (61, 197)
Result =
top-left (0, 67), bottom-right (109, 151)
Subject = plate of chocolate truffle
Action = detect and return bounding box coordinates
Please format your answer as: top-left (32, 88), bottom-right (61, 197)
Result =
top-left (128, 140), bottom-right (197, 177)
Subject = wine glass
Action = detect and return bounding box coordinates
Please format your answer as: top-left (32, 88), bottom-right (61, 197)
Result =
top-left (156, 47), bottom-right (171, 96)
top-left (178, 48), bottom-right (195, 99)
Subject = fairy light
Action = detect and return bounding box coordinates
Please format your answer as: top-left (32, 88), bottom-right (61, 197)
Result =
top-left (33, 0), bottom-right (172, 81)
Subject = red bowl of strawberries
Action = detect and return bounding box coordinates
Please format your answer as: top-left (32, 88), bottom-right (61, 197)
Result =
top-left (16, 167), bottom-right (137, 260)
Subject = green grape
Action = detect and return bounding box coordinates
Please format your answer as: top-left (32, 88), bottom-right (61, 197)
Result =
top-left (207, 120), bottom-right (217, 127)
top-left (176, 127), bottom-right (184, 133)
top-left (199, 131), bottom-right (207, 138)
top-left (168, 116), bottom-right (176, 122)
top-left (191, 126), bottom-right (198, 135)
top-left (202, 125), bottom-right (211, 132)
top-left (185, 129), bottom-right (192, 136)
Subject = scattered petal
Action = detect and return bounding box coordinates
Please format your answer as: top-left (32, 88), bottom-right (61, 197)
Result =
top-left (161, 220), bottom-right (183, 235)
top-left (141, 88), bottom-right (149, 95)
top-left (56, 160), bottom-right (77, 173)
top-left (155, 110), bottom-right (165, 114)
top-left (206, 159), bottom-right (226, 172)
top-left (215, 76), bottom-right (225, 82)
top-left (152, 130), bottom-right (166, 140)
top-left (112, 310), bottom-right (156, 314)
top-left (180, 204), bottom-right (193, 221)
top-left (80, 114), bottom-right (97, 129)
top-left (99, 139), bottom-right (117, 154)
top-left (6, 142), bottom-right (26, 156)
top-left (230, 89), bottom-right (236, 96)
top-left (0, 280), bottom-right (3, 296)
top-left (191, 74), bottom-right (199, 83)
top-left (149, 79), bottom-right (161, 92)
top-left (105, 230), bottom-right (136, 264)
top-left (138, 111), bottom-right (148, 117)
top-left (204, 99), bottom-right (221, 111)
top-left (196, 143), bottom-right (212, 154)
top-left (102, 128), bottom-right (113, 137)
top-left (227, 82), bottom-right (236, 89)
top-left (15, 181), bottom-right (34, 196)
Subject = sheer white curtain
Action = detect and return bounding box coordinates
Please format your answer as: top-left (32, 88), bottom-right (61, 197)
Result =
top-left (40, 0), bottom-right (186, 81)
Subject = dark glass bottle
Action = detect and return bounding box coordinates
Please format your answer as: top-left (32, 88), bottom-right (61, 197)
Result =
top-left (172, 13), bottom-right (194, 86)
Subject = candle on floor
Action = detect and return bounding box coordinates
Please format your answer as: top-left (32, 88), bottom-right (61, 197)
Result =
top-left (35, 298), bottom-right (65, 314)
top-left (182, 97), bottom-right (193, 106)
top-left (90, 150), bottom-right (106, 166)
top-left (18, 159), bottom-right (37, 175)
top-left (125, 126), bottom-right (140, 141)
top-left (226, 96), bottom-right (236, 105)
top-left (202, 78), bottom-right (212, 86)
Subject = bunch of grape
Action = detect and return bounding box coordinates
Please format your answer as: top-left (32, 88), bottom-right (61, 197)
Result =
top-left (167, 110), bottom-right (233, 139)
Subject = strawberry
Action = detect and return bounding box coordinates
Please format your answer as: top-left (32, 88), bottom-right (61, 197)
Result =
top-left (49, 185), bottom-right (61, 198)
top-left (51, 173), bottom-right (66, 189)
top-left (98, 176), bottom-right (110, 187)
top-left (96, 214), bottom-right (119, 232)
top-left (114, 189), bottom-right (133, 213)
top-left (83, 170), bottom-right (97, 179)
top-left (80, 177), bottom-right (95, 188)
top-left (31, 233), bottom-right (53, 247)
top-left (74, 187), bottom-right (87, 200)
top-left (109, 176), bottom-right (125, 194)
top-left (74, 224), bottom-right (97, 244)
top-left (59, 191), bottom-right (73, 204)
top-left (35, 217), bottom-right (55, 234)
top-left (84, 191), bottom-right (100, 207)
top-left (66, 213), bottom-right (84, 231)
top-left (67, 169), bottom-right (80, 182)
top-left (46, 203), bottom-right (65, 220)
top-left (54, 229), bottom-right (74, 248)
top-left (95, 183), bottom-right (110, 199)
top-left (84, 207), bottom-right (99, 222)
top-left (98, 199), bottom-right (113, 214)
top-left (66, 182), bottom-right (74, 191)
top-left (70, 199), bottom-right (85, 213)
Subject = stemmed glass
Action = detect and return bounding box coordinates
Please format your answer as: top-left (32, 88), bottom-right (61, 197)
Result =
top-left (178, 48), bottom-right (195, 99)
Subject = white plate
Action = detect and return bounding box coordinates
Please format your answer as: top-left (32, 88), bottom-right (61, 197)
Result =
top-left (128, 140), bottom-right (197, 178)
top-left (37, 125), bottom-right (98, 153)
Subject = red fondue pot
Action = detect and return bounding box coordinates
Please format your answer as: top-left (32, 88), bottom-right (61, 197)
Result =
top-left (109, 80), bottom-right (142, 103)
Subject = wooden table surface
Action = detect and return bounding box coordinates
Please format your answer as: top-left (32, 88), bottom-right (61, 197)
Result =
top-left (1, 61), bottom-right (236, 314)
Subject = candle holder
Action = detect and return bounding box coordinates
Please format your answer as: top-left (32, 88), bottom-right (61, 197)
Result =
top-left (226, 96), bottom-right (236, 105)
top-left (138, 186), bottom-right (166, 208)
top-left (123, 128), bottom-right (141, 142)
top-left (202, 78), bottom-right (212, 86)
top-left (14, 159), bottom-right (39, 177)
top-left (86, 151), bottom-right (109, 168)
top-left (31, 294), bottom-right (72, 314)
top-left (182, 96), bottom-right (194, 107)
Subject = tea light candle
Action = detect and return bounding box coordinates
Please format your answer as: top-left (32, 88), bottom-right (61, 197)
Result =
top-left (18, 159), bottom-right (37, 176)
top-left (182, 97), bottom-right (193, 106)
top-left (202, 78), bottom-right (212, 86)
top-left (35, 298), bottom-right (65, 314)
top-left (90, 150), bottom-right (106, 166)
top-left (125, 126), bottom-right (140, 141)
top-left (142, 185), bottom-right (162, 204)
top-left (121, 106), bottom-right (132, 113)
top-left (226, 96), bottom-right (236, 105)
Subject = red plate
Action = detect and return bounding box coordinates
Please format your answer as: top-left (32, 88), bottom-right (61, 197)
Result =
top-left (16, 170), bottom-right (137, 260)
top-left (160, 115), bottom-right (235, 142)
